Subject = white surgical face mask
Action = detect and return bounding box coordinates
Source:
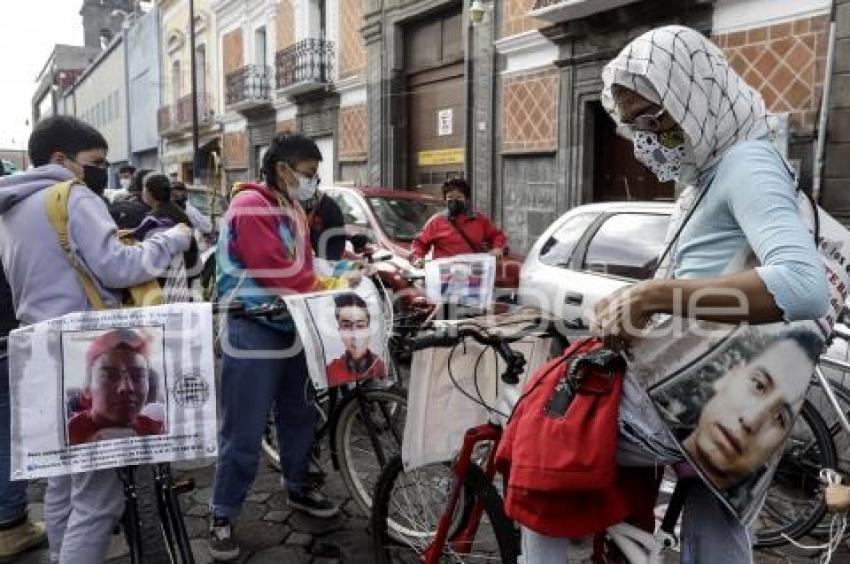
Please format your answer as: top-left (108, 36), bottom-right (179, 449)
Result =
top-left (119, 178), bottom-right (130, 189)
top-left (632, 130), bottom-right (686, 182)
top-left (294, 174), bottom-right (319, 201)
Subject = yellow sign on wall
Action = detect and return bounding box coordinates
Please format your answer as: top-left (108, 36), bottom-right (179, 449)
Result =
top-left (418, 148), bottom-right (465, 166)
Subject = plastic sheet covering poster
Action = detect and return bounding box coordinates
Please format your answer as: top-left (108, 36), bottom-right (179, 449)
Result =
top-left (285, 280), bottom-right (389, 390)
top-left (9, 303), bottom-right (216, 479)
top-left (629, 202), bottom-right (850, 523)
top-left (424, 254), bottom-right (496, 308)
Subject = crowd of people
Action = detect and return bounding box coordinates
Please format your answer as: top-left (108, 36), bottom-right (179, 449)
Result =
top-left (0, 23), bottom-right (849, 564)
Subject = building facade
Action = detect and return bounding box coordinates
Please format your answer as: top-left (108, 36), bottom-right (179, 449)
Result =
top-left (145, 1), bottom-right (849, 246)
top-left (60, 35), bottom-right (131, 186)
top-left (128, 6), bottom-right (165, 170)
top-left (157, 0), bottom-right (221, 186)
top-left (358, 0), bottom-right (840, 252)
top-left (32, 45), bottom-right (100, 126)
top-left (212, 0), bottom-right (367, 188)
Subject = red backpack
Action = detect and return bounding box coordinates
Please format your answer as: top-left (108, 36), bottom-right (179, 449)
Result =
top-left (495, 338), bottom-right (638, 537)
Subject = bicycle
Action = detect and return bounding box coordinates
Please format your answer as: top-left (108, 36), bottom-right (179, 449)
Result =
top-left (220, 289), bottom-right (409, 519)
top-left (117, 463), bottom-right (196, 564)
top-left (753, 323), bottom-right (850, 548)
top-left (369, 322), bottom-right (848, 563)
top-left (370, 321), bottom-right (564, 563)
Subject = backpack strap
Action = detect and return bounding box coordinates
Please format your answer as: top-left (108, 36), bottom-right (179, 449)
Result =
top-left (44, 180), bottom-right (108, 310)
top-left (45, 181), bottom-right (164, 309)
top-left (446, 215), bottom-right (480, 253)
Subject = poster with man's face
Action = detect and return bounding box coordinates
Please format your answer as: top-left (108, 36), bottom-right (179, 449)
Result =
top-left (631, 322), bottom-right (824, 521)
top-left (286, 279), bottom-right (389, 390)
top-left (9, 303), bottom-right (217, 479)
top-left (62, 327), bottom-right (167, 446)
top-left (425, 254), bottom-right (496, 308)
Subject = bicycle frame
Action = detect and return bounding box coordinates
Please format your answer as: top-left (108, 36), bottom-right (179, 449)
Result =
top-left (815, 357), bottom-right (850, 435)
top-left (422, 423), bottom-right (501, 564)
top-left (118, 464), bottom-right (195, 564)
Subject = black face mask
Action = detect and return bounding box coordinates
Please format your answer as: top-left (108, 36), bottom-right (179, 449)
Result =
top-left (81, 165), bottom-right (108, 196)
top-left (447, 199), bottom-right (467, 217)
top-left (174, 196), bottom-right (188, 209)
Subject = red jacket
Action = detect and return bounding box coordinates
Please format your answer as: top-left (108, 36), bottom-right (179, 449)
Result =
top-left (326, 354), bottom-right (387, 388)
top-left (68, 411), bottom-right (164, 445)
top-left (410, 212), bottom-right (507, 259)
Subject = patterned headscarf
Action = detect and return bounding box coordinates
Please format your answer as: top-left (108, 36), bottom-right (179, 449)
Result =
top-left (601, 25), bottom-right (776, 179)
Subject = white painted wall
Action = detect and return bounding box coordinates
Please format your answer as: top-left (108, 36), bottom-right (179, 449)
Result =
top-left (713, 0), bottom-right (831, 33)
top-left (74, 41), bottom-right (128, 162)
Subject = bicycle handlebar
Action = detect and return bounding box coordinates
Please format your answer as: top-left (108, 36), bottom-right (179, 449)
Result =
top-left (212, 301), bottom-right (290, 319)
top-left (408, 318), bottom-right (582, 384)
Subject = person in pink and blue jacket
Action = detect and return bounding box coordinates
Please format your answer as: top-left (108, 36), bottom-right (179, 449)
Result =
top-left (208, 133), bottom-right (360, 561)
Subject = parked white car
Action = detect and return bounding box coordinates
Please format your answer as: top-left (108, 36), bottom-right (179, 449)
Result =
top-left (519, 201), bottom-right (674, 322)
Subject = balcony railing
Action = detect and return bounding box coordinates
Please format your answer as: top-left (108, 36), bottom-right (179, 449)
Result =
top-left (225, 64), bottom-right (272, 110)
top-left (275, 38), bottom-right (334, 96)
top-left (529, 0), bottom-right (639, 22)
top-left (157, 93), bottom-right (215, 136)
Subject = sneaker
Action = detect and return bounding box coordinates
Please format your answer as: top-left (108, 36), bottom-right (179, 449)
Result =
top-left (0, 519), bottom-right (46, 560)
top-left (208, 519), bottom-right (239, 562)
top-left (288, 489), bottom-right (340, 518)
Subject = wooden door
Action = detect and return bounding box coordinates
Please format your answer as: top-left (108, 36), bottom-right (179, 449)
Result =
top-left (592, 102), bottom-right (674, 202)
top-left (405, 11), bottom-right (465, 195)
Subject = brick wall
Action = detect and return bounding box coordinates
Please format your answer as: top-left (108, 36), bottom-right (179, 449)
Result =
top-left (223, 131), bottom-right (247, 169)
top-left (501, 0), bottom-right (544, 38)
top-left (501, 68), bottom-right (559, 153)
top-left (338, 0), bottom-right (367, 78)
top-left (339, 104), bottom-right (368, 161)
top-left (276, 0), bottom-right (295, 51)
top-left (222, 29), bottom-right (244, 76)
top-left (713, 14), bottom-right (829, 134)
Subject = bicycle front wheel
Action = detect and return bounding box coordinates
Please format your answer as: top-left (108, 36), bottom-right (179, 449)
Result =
top-left (371, 455), bottom-right (518, 564)
top-left (333, 387), bottom-right (407, 516)
top-left (755, 399), bottom-right (837, 547)
top-left (124, 465), bottom-right (174, 564)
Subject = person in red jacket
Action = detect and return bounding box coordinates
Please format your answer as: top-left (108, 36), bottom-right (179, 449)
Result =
top-left (325, 293), bottom-right (386, 387)
top-left (410, 178), bottom-right (507, 266)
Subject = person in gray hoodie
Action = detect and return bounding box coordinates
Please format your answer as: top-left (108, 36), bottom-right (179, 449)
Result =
top-left (0, 115), bottom-right (191, 563)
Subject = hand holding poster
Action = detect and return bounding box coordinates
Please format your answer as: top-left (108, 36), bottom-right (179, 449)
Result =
top-left (424, 254), bottom-right (496, 308)
top-left (285, 278), bottom-right (389, 390)
top-left (9, 303), bottom-right (216, 479)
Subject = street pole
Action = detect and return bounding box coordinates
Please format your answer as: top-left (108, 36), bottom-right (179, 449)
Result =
top-left (189, 0), bottom-right (201, 184)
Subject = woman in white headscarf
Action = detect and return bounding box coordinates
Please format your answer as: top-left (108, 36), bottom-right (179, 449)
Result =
top-left (522, 25), bottom-right (829, 563)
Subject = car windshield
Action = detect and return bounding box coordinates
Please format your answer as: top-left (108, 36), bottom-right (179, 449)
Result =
top-left (187, 190), bottom-right (227, 216)
top-left (366, 196), bottom-right (445, 242)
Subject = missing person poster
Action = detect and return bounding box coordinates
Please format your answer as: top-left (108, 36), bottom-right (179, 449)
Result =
top-left (631, 323), bottom-right (823, 522)
top-left (286, 281), bottom-right (389, 390)
top-left (9, 303), bottom-right (216, 479)
top-left (424, 254), bottom-right (496, 308)
top-left (628, 200), bottom-right (850, 523)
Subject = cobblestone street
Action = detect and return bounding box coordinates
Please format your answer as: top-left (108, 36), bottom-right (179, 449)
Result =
top-left (10, 450), bottom-right (850, 563)
top-left (14, 454), bottom-right (374, 564)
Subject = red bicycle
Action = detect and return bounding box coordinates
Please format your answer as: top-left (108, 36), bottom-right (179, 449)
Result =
top-left (369, 322), bottom-right (568, 563)
top-left (368, 321), bottom-right (710, 564)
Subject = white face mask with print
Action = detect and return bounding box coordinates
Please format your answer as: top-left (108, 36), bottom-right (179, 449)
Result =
top-left (632, 130), bottom-right (687, 182)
